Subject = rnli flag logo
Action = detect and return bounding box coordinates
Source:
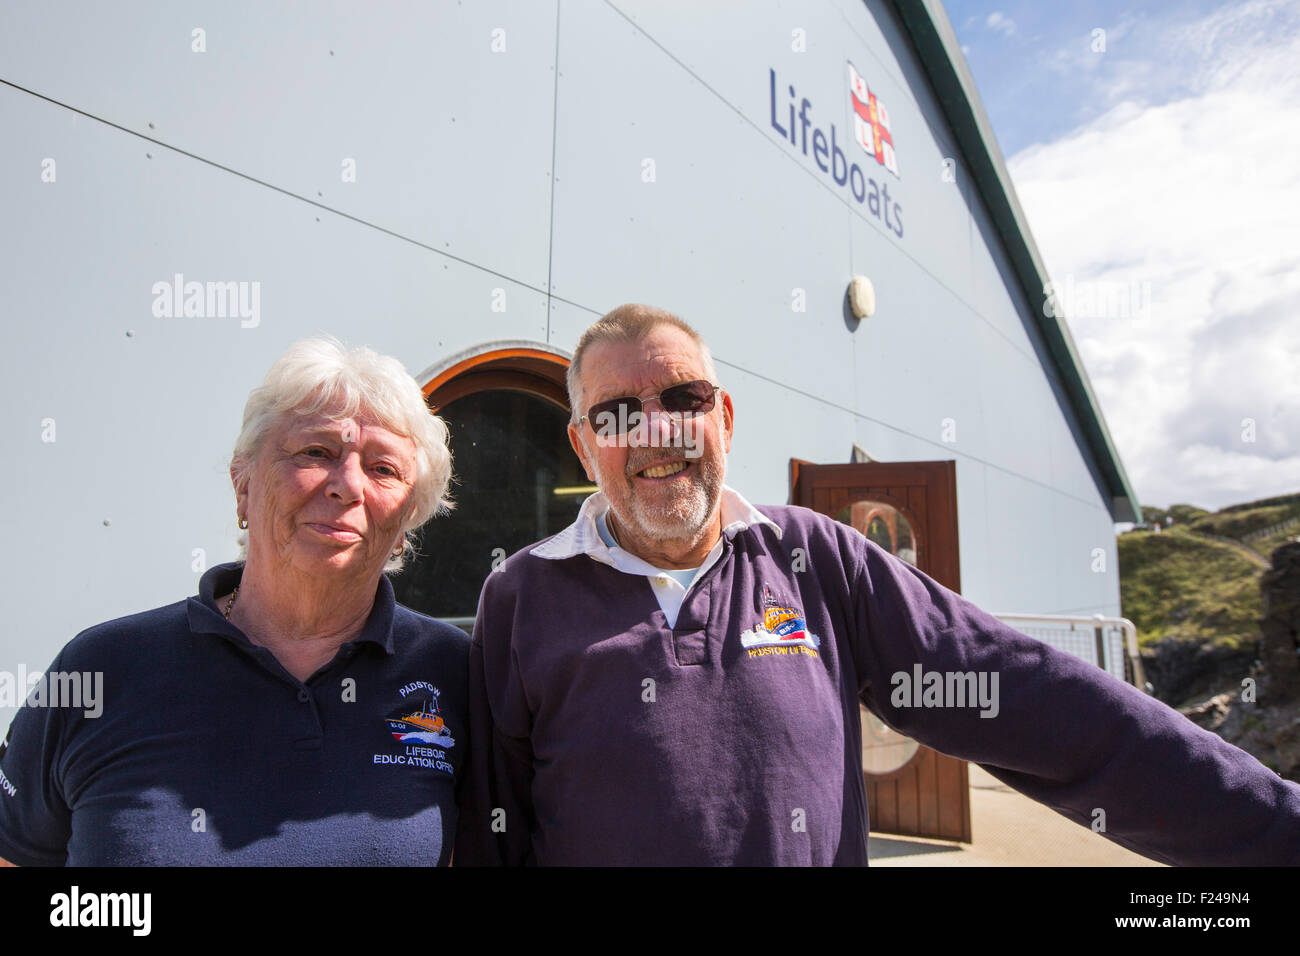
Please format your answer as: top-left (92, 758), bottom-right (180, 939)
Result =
top-left (848, 62), bottom-right (899, 178)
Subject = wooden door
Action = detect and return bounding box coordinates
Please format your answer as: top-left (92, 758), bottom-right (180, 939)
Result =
top-left (790, 459), bottom-right (972, 843)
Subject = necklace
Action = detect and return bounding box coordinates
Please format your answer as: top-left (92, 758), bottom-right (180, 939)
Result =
top-left (224, 586), bottom-right (239, 620)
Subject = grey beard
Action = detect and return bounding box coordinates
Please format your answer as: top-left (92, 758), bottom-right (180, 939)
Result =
top-left (622, 455), bottom-right (723, 545)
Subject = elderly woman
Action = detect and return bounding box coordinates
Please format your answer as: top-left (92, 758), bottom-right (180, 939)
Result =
top-left (0, 338), bottom-right (465, 865)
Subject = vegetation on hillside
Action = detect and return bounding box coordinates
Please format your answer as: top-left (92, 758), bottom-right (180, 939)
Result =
top-left (1118, 526), bottom-right (1262, 652)
top-left (1187, 504), bottom-right (1296, 540)
top-left (1167, 503), bottom-right (1210, 524)
top-left (1218, 492), bottom-right (1300, 514)
top-left (1124, 490), bottom-right (1300, 762)
top-left (1252, 524), bottom-right (1300, 558)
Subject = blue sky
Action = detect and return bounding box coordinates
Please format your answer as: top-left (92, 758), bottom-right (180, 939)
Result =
top-left (942, 0), bottom-right (1300, 513)
top-left (945, 0), bottom-right (1237, 155)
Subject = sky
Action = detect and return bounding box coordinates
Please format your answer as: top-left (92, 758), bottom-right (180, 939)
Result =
top-left (943, 0), bottom-right (1299, 513)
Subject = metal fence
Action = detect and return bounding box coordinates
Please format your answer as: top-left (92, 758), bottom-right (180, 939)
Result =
top-left (1242, 514), bottom-right (1300, 542)
top-left (993, 614), bottom-right (1147, 691)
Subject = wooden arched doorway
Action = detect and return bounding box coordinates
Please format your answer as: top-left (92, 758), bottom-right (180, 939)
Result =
top-left (790, 459), bottom-right (972, 843)
top-left (391, 345), bottom-right (590, 623)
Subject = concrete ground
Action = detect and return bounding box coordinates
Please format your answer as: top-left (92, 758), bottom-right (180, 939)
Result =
top-left (868, 765), bottom-right (1165, 866)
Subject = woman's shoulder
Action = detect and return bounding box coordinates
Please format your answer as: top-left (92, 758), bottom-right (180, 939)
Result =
top-left (56, 599), bottom-right (193, 669)
top-left (390, 604), bottom-right (472, 656)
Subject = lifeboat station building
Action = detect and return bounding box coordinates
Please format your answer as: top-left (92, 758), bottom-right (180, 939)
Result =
top-left (1, 0), bottom-right (1140, 845)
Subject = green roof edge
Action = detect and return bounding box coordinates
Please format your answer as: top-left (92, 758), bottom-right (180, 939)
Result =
top-left (889, 0), bottom-right (1141, 523)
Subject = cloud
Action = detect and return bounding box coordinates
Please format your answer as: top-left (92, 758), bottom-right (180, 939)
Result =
top-left (1007, 0), bottom-right (1300, 511)
top-left (986, 11), bottom-right (1017, 37)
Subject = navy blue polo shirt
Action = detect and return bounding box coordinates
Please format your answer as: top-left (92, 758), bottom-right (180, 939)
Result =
top-left (0, 562), bottom-right (469, 866)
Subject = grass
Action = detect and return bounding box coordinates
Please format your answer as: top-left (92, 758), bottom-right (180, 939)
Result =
top-left (1117, 526), bottom-right (1263, 652)
top-left (1252, 527), bottom-right (1300, 559)
top-left (1187, 504), bottom-right (1299, 540)
top-left (1218, 492), bottom-right (1300, 514)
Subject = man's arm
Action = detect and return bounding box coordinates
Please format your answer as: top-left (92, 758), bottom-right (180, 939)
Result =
top-left (846, 534), bottom-right (1300, 865)
top-left (453, 583), bottom-right (537, 866)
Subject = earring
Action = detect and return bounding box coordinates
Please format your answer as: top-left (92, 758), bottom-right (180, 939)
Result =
top-left (238, 516), bottom-right (248, 530)
top-left (391, 543), bottom-right (405, 558)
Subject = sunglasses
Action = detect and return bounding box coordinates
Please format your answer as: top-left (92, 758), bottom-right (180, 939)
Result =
top-left (579, 380), bottom-right (721, 435)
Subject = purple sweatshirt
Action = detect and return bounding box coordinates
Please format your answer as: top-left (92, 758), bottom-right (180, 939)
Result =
top-left (455, 503), bottom-right (1300, 865)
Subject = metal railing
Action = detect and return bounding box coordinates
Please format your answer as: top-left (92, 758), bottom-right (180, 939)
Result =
top-left (1242, 514), bottom-right (1300, 542)
top-left (993, 613), bottom-right (1148, 692)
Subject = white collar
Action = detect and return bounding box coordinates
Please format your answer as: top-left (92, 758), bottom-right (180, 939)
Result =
top-left (531, 484), bottom-right (782, 563)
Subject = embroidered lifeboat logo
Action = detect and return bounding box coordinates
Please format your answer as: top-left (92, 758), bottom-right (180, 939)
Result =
top-left (740, 586), bottom-right (821, 657)
top-left (373, 683), bottom-right (456, 775)
top-left (385, 687), bottom-right (455, 748)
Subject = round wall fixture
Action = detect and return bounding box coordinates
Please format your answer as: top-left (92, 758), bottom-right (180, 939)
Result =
top-left (849, 275), bottom-right (876, 318)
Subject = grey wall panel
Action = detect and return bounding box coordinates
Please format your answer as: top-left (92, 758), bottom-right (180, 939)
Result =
top-left (983, 472), bottom-right (1120, 618)
top-left (610, 0), bottom-right (853, 92)
top-left (548, 0), bottom-right (860, 410)
top-left (722, 363), bottom-right (859, 508)
top-left (850, 416), bottom-right (922, 463)
top-left (833, 0), bottom-right (911, 85)
top-left (1052, 500), bottom-right (1098, 615)
top-left (608, 0), bottom-right (976, 308)
top-left (968, 198), bottom-right (1038, 358)
top-left (974, 319), bottom-right (1055, 487)
top-left (849, 0), bottom-right (979, 308)
top-left (1049, 387), bottom-right (1110, 506)
top-left (981, 468), bottom-right (1062, 614)
top-left (0, 82), bottom-right (548, 733)
top-left (968, 243), bottom-right (1108, 512)
top-left (851, 214), bottom-right (988, 457)
top-left (966, 192), bottom-right (1114, 525)
top-left (1050, 494), bottom-right (1122, 617)
top-left (951, 458), bottom-right (992, 605)
top-left (0, 0), bottom-right (559, 289)
top-left (545, 296), bottom-right (601, 361)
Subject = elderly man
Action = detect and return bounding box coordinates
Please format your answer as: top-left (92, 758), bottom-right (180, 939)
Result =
top-left (455, 303), bottom-right (1300, 866)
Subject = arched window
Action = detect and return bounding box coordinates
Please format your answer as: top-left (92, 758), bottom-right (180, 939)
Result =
top-left (390, 347), bottom-right (594, 625)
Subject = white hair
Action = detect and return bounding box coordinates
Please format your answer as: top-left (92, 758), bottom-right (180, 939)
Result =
top-left (230, 336), bottom-right (453, 572)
